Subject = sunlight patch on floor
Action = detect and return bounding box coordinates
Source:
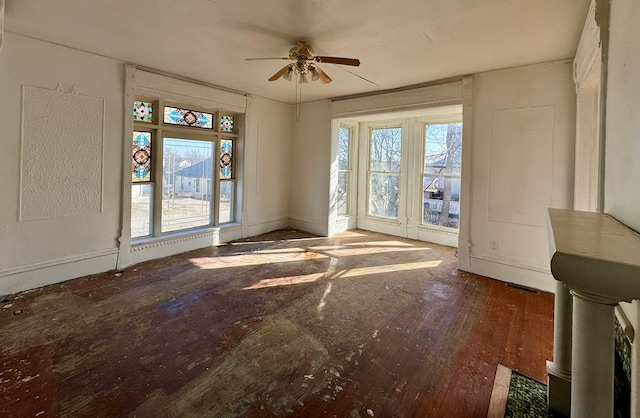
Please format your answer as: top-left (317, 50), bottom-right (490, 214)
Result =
top-left (333, 260), bottom-right (442, 279)
top-left (312, 247), bottom-right (427, 257)
top-left (243, 260), bottom-right (443, 290)
top-left (190, 250), bottom-right (328, 269)
top-left (242, 273), bottom-right (326, 290)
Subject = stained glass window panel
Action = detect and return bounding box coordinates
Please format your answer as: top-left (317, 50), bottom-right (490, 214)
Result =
top-left (219, 139), bottom-right (233, 179)
top-left (163, 106), bottom-right (213, 129)
top-left (132, 131), bottom-right (152, 182)
top-left (133, 101), bottom-right (153, 122)
top-left (220, 116), bottom-right (234, 132)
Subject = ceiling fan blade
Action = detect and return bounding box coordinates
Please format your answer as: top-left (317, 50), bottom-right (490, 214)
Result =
top-left (314, 56), bottom-right (360, 66)
top-left (244, 57), bottom-right (290, 61)
top-left (268, 65), bottom-right (292, 81)
top-left (313, 65), bottom-right (332, 84)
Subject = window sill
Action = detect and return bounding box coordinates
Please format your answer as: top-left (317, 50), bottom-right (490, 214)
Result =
top-left (417, 224), bottom-right (459, 235)
top-left (131, 223), bottom-right (242, 248)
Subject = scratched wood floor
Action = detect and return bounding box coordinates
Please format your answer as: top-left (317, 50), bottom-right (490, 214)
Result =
top-left (0, 229), bottom-right (553, 418)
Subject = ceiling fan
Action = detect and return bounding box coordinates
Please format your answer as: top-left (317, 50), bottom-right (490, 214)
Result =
top-left (245, 42), bottom-right (361, 84)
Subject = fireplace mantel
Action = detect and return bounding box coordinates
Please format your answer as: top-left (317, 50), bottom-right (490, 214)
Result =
top-left (547, 208), bottom-right (640, 417)
top-left (548, 208), bottom-right (640, 302)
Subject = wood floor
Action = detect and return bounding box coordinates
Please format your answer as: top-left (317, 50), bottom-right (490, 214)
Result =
top-left (0, 229), bottom-right (554, 418)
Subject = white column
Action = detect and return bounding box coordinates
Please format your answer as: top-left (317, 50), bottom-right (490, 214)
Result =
top-left (547, 281), bottom-right (573, 416)
top-left (570, 291), bottom-right (616, 418)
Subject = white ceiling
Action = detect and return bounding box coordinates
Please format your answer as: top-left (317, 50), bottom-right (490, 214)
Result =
top-left (5, 0), bottom-right (590, 104)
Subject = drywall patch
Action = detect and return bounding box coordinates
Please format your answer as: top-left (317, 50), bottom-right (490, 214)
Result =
top-left (20, 85), bottom-right (104, 221)
top-left (488, 106), bottom-right (554, 227)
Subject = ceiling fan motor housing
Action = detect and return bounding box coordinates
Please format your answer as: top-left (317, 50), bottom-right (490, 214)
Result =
top-left (289, 42), bottom-right (315, 61)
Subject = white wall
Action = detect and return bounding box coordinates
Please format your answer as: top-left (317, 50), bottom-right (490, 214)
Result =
top-left (604, 0), bottom-right (640, 414)
top-left (243, 95), bottom-right (293, 237)
top-left (468, 61), bottom-right (576, 292)
top-left (289, 100), bottom-right (332, 236)
top-left (605, 0), bottom-right (640, 231)
top-left (0, 33), bottom-right (124, 295)
top-left (0, 33), bottom-right (294, 295)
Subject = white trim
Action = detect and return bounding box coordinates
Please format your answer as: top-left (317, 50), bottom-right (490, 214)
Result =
top-left (132, 69), bottom-right (247, 113)
top-left (331, 81), bottom-right (463, 119)
top-left (288, 217), bottom-right (326, 236)
top-left (574, 0), bottom-right (602, 90)
top-left (119, 65), bottom-right (248, 269)
top-left (468, 254), bottom-right (555, 293)
top-left (0, 248), bottom-right (118, 277)
top-left (0, 249), bottom-right (119, 296)
top-left (129, 229), bottom-right (221, 265)
top-left (244, 217), bottom-right (289, 237)
top-left (457, 76), bottom-right (473, 270)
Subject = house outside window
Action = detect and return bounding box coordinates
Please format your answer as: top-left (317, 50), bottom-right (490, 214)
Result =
top-left (131, 99), bottom-right (239, 239)
top-left (422, 123), bottom-right (462, 229)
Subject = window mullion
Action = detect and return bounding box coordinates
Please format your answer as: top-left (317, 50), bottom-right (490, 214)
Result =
top-left (152, 131), bottom-right (164, 237)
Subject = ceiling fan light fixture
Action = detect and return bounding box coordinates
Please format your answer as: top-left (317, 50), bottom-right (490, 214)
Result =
top-left (299, 72), bottom-right (309, 84)
top-left (309, 65), bottom-right (320, 82)
top-left (282, 65), bottom-right (294, 81)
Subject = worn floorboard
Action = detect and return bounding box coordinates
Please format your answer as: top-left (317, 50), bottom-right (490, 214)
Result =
top-left (0, 229), bottom-right (553, 417)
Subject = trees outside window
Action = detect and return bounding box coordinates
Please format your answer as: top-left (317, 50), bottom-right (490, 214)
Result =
top-left (423, 123), bottom-right (462, 229)
top-left (368, 127), bottom-right (401, 219)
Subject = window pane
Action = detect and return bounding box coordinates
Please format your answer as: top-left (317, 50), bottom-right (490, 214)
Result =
top-left (423, 176), bottom-right (460, 229)
top-left (424, 123), bottom-right (462, 176)
top-left (368, 173), bottom-right (399, 219)
top-left (370, 128), bottom-right (401, 172)
top-left (133, 101), bottom-right (153, 123)
top-left (162, 138), bottom-right (213, 232)
top-left (219, 180), bottom-right (234, 223)
top-left (219, 139), bottom-right (233, 179)
top-left (163, 106), bottom-right (213, 129)
top-left (337, 171), bottom-right (349, 216)
top-left (132, 131), bottom-right (152, 182)
top-left (131, 183), bottom-right (153, 237)
top-left (423, 123), bottom-right (462, 230)
top-left (338, 127), bottom-right (350, 171)
top-left (220, 116), bottom-right (234, 132)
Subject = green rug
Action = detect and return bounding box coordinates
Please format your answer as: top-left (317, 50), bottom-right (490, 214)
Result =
top-left (504, 372), bottom-right (558, 418)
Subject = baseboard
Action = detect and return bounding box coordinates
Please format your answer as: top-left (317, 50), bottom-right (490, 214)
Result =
top-left (288, 217), bottom-right (327, 236)
top-left (0, 249), bottom-right (119, 296)
top-left (243, 218), bottom-right (289, 237)
top-left (467, 255), bottom-right (555, 293)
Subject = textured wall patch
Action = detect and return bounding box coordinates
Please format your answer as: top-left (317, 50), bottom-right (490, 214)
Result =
top-left (20, 86), bottom-right (104, 220)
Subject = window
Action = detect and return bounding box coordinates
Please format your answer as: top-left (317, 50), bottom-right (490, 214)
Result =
top-left (130, 100), bottom-right (239, 239)
top-left (161, 138), bottom-right (213, 232)
top-left (218, 138), bottom-right (234, 223)
top-left (337, 126), bottom-right (352, 216)
top-left (423, 123), bottom-right (462, 229)
top-left (368, 127), bottom-right (401, 219)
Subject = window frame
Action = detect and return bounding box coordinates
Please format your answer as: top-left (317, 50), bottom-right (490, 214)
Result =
top-left (420, 121), bottom-right (463, 231)
top-left (130, 98), bottom-right (240, 240)
top-left (366, 124), bottom-right (403, 221)
top-left (337, 125), bottom-right (354, 217)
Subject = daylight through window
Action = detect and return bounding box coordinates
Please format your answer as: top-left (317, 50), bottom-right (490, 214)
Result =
top-left (130, 100), bottom-right (240, 239)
